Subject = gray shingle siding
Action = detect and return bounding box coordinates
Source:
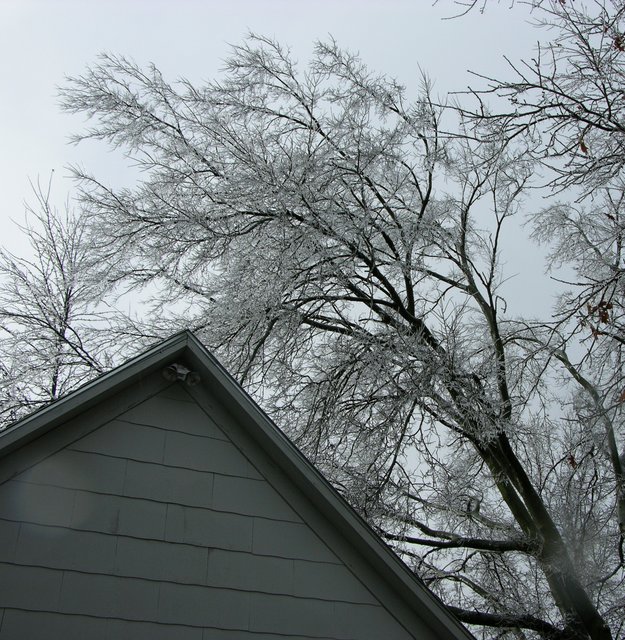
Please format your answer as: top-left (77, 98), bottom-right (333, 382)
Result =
top-left (0, 381), bottom-right (422, 638)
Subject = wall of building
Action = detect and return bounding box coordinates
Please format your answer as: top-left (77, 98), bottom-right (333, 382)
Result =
top-left (0, 380), bottom-right (421, 639)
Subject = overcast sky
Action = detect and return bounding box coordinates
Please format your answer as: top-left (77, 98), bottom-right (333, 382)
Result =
top-left (0, 0), bottom-right (549, 310)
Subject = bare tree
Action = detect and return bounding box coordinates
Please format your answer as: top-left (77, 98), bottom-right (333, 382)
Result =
top-left (46, 33), bottom-right (624, 638)
top-left (0, 180), bottom-right (127, 426)
top-left (463, 0), bottom-right (625, 582)
top-left (466, 1), bottom-right (625, 190)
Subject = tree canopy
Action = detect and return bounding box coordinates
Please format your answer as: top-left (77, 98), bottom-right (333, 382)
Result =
top-left (1, 2), bottom-right (624, 638)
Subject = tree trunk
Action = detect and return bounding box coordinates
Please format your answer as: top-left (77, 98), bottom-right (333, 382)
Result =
top-left (478, 435), bottom-right (612, 640)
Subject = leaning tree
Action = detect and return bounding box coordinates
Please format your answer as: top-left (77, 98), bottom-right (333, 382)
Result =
top-left (463, 0), bottom-right (625, 587)
top-left (6, 12), bottom-right (621, 638)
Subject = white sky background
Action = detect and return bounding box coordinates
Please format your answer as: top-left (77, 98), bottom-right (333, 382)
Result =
top-left (0, 0), bottom-right (552, 314)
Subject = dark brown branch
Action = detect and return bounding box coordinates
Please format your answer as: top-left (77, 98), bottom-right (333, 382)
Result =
top-left (447, 606), bottom-right (576, 640)
top-left (383, 530), bottom-right (534, 553)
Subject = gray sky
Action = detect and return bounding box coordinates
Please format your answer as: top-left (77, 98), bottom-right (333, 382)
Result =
top-left (0, 0), bottom-right (547, 309)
